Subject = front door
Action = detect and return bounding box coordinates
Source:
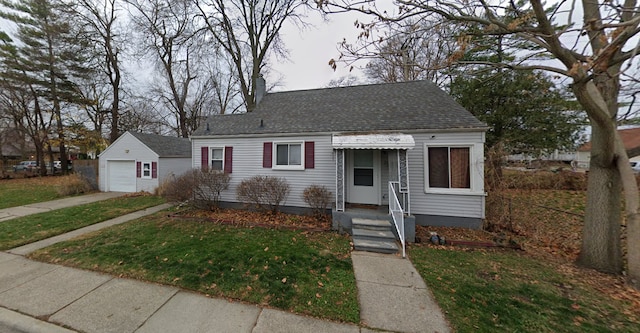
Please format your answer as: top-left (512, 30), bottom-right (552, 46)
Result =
top-left (347, 150), bottom-right (380, 205)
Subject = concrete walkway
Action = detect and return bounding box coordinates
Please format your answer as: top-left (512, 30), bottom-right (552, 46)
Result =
top-left (0, 194), bottom-right (451, 333)
top-left (0, 192), bottom-right (124, 222)
top-left (352, 251), bottom-right (451, 333)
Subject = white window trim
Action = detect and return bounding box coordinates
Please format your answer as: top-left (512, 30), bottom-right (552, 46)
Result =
top-left (272, 141), bottom-right (305, 170)
top-left (424, 143), bottom-right (481, 195)
top-left (141, 161), bottom-right (152, 179)
top-left (210, 147), bottom-right (225, 171)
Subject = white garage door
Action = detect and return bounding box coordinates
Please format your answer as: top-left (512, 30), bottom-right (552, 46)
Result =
top-left (107, 160), bottom-right (136, 192)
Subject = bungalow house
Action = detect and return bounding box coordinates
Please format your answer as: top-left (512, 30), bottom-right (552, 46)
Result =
top-left (99, 131), bottom-right (192, 193)
top-left (191, 80), bottom-right (487, 251)
top-left (576, 127), bottom-right (640, 168)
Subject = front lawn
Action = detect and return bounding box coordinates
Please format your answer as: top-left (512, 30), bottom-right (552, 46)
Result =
top-left (0, 195), bottom-right (165, 250)
top-left (0, 177), bottom-right (70, 209)
top-left (29, 213), bottom-right (359, 323)
top-left (411, 245), bottom-right (640, 332)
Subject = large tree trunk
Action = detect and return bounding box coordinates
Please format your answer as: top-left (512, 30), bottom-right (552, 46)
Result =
top-left (627, 207), bottom-right (640, 288)
top-left (578, 122), bottom-right (623, 273)
top-left (574, 87), bottom-right (640, 287)
top-left (613, 134), bottom-right (640, 288)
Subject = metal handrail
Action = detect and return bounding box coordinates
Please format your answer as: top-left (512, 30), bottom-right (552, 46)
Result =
top-left (389, 181), bottom-right (406, 258)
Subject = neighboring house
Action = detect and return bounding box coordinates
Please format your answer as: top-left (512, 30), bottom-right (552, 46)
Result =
top-left (99, 131), bottom-right (192, 193)
top-left (190, 80), bottom-right (488, 237)
top-left (507, 150), bottom-right (576, 163)
top-left (576, 127), bottom-right (640, 168)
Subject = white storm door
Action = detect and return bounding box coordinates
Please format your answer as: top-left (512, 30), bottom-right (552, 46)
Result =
top-left (347, 150), bottom-right (380, 205)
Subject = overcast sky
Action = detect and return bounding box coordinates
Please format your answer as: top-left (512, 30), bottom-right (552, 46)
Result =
top-left (270, 10), bottom-right (368, 92)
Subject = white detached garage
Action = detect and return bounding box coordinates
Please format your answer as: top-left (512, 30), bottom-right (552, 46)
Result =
top-left (99, 131), bottom-right (192, 193)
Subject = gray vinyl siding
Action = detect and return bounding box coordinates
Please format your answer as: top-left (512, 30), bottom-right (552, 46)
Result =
top-left (193, 134), bottom-right (335, 208)
top-left (193, 130), bottom-right (485, 219)
top-left (408, 131), bottom-right (485, 219)
top-left (158, 157), bottom-right (192, 182)
top-left (137, 157), bottom-right (191, 193)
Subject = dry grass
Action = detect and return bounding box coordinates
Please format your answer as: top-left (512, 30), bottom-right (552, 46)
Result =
top-left (56, 173), bottom-right (93, 196)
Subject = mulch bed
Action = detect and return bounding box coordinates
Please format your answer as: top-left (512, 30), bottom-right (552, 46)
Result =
top-left (168, 207), bottom-right (332, 232)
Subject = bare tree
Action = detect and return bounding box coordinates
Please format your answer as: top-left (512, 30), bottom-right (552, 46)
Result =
top-left (194, 0), bottom-right (308, 112)
top-left (318, 0), bottom-right (640, 287)
top-left (325, 75), bottom-right (362, 87)
top-left (334, 18), bottom-right (458, 85)
top-left (0, 79), bottom-right (54, 174)
top-left (73, 0), bottom-right (126, 143)
top-left (128, 0), bottom-right (204, 137)
top-left (118, 97), bottom-right (167, 134)
top-left (204, 54), bottom-right (244, 114)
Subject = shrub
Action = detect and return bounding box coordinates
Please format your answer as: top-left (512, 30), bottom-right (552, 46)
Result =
top-left (158, 170), bottom-right (197, 203)
top-left (303, 185), bottom-right (331, 217)
top-left (159, 169), bottom-right (230, 210)
top-left (56, 173), bottom-right (92, 196)
top-left (192, 169), bottom-right (231, 210)
top-left (237, 175), bottom-right (290, 213)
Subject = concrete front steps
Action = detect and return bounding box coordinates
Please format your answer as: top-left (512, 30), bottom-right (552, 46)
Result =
top-left (352, 218), bottom-right (399, 254)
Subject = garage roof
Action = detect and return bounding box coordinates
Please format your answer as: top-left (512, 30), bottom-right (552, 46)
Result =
top-left (128, 132), bottom-right (192, 158)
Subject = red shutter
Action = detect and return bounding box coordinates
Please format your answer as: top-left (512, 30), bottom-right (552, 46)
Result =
top-left (305, 141), bottom-right (315, 169)
top-left (263, 142), bottom-right (272, 168)
top-left (136, 161), bottom-right (141, 178)
top-left (201, 146), bottom-right (209, 170)
top-left (151, 162), bottom-right (157, 178)
top-left (224, 146), bottom-right (233, 173)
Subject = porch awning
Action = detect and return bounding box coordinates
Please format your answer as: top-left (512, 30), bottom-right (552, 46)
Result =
top-left (331, 133), bottom-right (415, 149)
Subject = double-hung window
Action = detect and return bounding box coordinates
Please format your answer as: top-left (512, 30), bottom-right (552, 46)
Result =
top-left (274, 142), bottom-right (303, 169)
top-left (263, 141), bottom-right (313, 170)
top-left (210, 148), bottom-right (224, 171)
top-left (141, 162), bottom-right (152, 179)
top-left (426, 146), bottom-right (471, 190)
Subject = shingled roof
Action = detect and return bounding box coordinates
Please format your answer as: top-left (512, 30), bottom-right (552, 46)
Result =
top-left (128, 131), bottom-right (191, 157)
top-left (192, 80), bottom-right (486, 137)
top-left (578, 127), bottom-right (640, 157)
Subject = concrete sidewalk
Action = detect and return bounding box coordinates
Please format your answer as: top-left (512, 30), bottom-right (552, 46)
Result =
top-left (351, 251), bottom-right (451, 333)
top-left (8, 203), bottom-right (172, 256)
top-left (0, 192), bottom-right (124, 222)
top-left (0, 252), bottom-right (361, 333)
top-left (0, 251), bottom-right (451, 333)
top-left (0, 192), bottom-right (451, 333)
